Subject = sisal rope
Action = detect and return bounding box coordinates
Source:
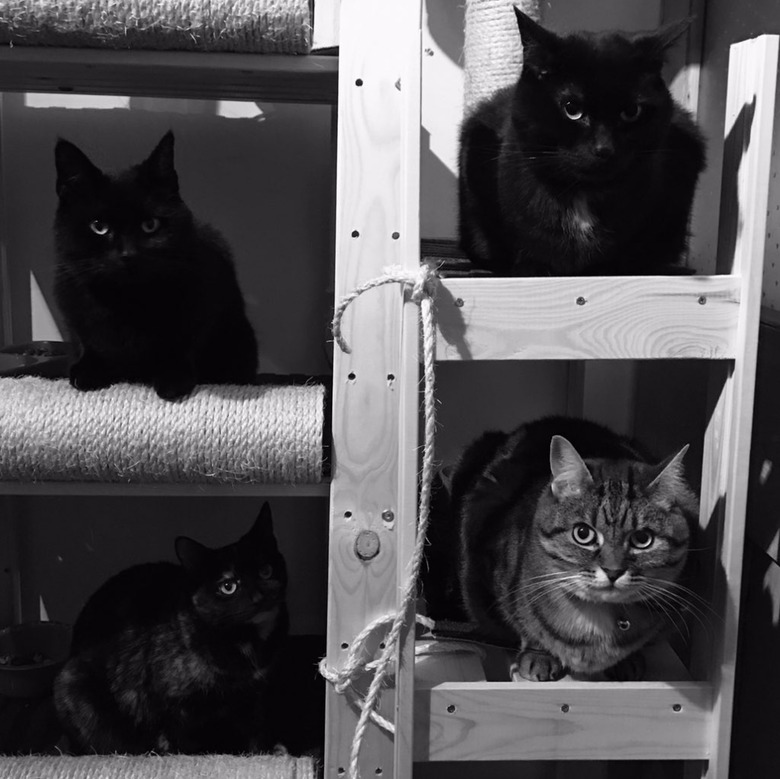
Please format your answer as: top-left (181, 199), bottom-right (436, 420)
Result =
top-left (0, 377), bottom-right (325, 485)
top-left (0, 0), bottom-right (312, 53)
top-left (463, 0), bottom-right (542, 114)
top-left (322, 264), bottom-right (439, 779)
top-left (0, 754), bottom-right (317, 779)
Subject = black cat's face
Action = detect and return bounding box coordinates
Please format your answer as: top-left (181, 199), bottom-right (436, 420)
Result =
top-left (54, 132), bottom-right (192, 274)
top-left (175, 503), bottom-right (287, 630)
top-left (512, 11), bottom-right (685, 185)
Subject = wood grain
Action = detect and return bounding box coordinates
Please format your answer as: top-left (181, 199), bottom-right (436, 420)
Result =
top-left (0, 48), bottom-right (338, 104)
top-left (324, 1), bottom-right (419, 777)
top-left (0, 481), bottom-right (330, 497)
top-left (434, 276), bottom-right (741, 361)
top-left (415, 681), bottom-right (712, 762)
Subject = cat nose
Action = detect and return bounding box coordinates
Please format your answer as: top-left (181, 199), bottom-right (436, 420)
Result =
top-left (602, 567), bottom-right (626, 583)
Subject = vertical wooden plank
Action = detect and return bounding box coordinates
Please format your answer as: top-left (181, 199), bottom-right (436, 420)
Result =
top-left (0, 94), bottom-right (12, 346)
top-left (324, 1), bottom-right (417, 778)
top-left (393, 1), bottom-right (423, 778)
top-left (694, 34), bottom-right (779, 779)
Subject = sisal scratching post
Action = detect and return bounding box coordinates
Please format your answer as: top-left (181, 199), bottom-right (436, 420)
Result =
top-left (0, 377), bottom-right (325, 485)
top-left (463, 0), bottom-right (542, 114)
top-left (0, 754), bottom-right (317, 779)
top-left (0, 0), bottom-right (312, 53)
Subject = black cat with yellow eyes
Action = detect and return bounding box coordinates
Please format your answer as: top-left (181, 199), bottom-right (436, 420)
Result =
top-left (458, 9), bottom-right (706, 276)
top-left (54, 503), bottom-right (289, 754)
top-left (53, 131), bottom-right (257, 400)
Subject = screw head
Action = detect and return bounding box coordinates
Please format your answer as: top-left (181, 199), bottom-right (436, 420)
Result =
top-left (561, 703), bottom-right (570, 713)
top-left (576, 296), bottom-right (587, 306)
top-left (698, 296), bottom-right (707, 305)
top-left (381, 509), bottom-right (394, 522)
top-left (446, 704), bottom-right (456, 714)
top-left (673, 703), bottom-right (682, 712)
top-left (454, 297), bottom-right (464, 308)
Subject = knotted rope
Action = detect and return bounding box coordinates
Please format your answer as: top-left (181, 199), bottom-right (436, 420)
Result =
top-left (321, 264), bottom-right (439, 779)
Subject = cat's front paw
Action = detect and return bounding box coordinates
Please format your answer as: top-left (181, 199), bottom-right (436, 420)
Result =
top-left (154, 373), bottom-right (196, 401)
top-left (511, 649), bottom-right (565, 682)
top-left (69, 362), bottom-right (112, 392)
top-left (604, 651), bottom-right (646, 681)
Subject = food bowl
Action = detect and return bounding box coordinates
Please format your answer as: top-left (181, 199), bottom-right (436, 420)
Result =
top-left (0, 621), bottom-right (72, 698)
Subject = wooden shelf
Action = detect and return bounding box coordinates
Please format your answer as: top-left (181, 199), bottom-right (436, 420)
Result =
top-left (412, 639), bottom-right (711, 761)
top-left (414, 679), bottom-right (712, 762)
top-left (0, 480), bottom-right (330, 497)
top-left (0, 47), bottom-right (339, 104)
top-left (434, 275), bottom-right (741, 361)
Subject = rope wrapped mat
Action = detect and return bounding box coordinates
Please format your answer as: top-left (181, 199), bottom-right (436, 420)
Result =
top-left (0, 377), bottom-right (325, 485)
top-left (0, 0), bottom-right (311, 53)
top-left (1, 754), bottom-right (317, 779)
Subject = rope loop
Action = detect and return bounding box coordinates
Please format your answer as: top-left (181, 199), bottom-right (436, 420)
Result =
top-left (323, 263), bottom-right (440, 779)
top-left (331, 264), bottom-right (439, 354)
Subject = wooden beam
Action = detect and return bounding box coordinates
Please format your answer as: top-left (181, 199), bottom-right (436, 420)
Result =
top-left (0, 48), bottom-right (338, 104)
top-left (434, 275), bottom-right (740, 361)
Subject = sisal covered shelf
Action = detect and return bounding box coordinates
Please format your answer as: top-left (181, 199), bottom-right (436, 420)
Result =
top-left (0, 754), bottom-right (317, 779)
top-left (0, 0), bottom-right (312, 54)
top-left (0, 376), bottom-right (327, 488)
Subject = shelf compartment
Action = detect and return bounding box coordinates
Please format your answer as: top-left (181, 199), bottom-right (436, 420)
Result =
top-left (414, 679), bottom-right (712, 762)
top-left (0, 48), bottom-right (339, 103)
top-left (434, 274), bottom-right (741, 361)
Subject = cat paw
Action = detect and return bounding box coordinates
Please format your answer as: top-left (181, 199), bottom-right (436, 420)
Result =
top-left (69, 364), bottom-right (112, 391)
top-left (154, 374), bottom-right (196, 401)
top-left (604, 652), bottom-right (646, 681)
top-left (511, 649), bottom-right (565, 682)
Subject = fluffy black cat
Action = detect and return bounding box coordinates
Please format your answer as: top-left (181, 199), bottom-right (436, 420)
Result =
top-left (458, 10), bottom-right (706, 276)
top-left (54, 504), bottom-right (288, 754)
top-left (53, 131), bottom-right (258, 400)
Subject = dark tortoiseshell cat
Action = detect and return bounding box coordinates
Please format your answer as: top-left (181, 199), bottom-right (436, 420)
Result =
top-left (54, 131), bottom-right (258, 400)
top-left (54, 504), bottom-right (288, 753)
top-left (458, 10), bottom-right (706, 276)
top-left (424, 417), bottom-right (698, 681)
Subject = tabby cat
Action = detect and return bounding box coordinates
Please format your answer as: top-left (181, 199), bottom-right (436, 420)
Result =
top-left (458, 10), bottom-right (706, 276)
top-left (424, 417), bottom-right (698, 681)
top-left (54, 503), bottom-right (288, 753)
top-left (54, 131), bottom-right (258, 400)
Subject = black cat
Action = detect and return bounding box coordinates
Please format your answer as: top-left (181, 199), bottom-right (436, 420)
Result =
top-left (54, 504), bottom-right (288, 754)
top-left (53, 131), bottom-right (258, 400)
top-left (458, 10), bottom-right (706, 276)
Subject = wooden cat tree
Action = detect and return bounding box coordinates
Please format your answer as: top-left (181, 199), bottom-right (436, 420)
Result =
top-left (323, 1), bottom-right (776, 778)
top-left (0, 0), bottom-right (772, 777)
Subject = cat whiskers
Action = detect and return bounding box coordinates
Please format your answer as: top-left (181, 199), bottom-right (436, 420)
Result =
top-left (633, 577), bottom-right (717, 642)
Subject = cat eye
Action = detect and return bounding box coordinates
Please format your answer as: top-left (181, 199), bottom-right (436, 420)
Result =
top-left (572, 523), bottom-right (598, 545)
top-left (620, 104), bottom-right (643, 123)
top-left (89, 220), bottom-right (110, 236)
top-left (629, 529), bottom-right (655, 549)
top-left (218, 579), bottom-right (240, 596)
top-left (259, 565), bottom-right (273, 580)
top-left (141, 218), bottom-right (161, 234)
top-left (562, 100), bottom-right (584, 121)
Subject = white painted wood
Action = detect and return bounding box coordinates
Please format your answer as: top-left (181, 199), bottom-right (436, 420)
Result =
top-left (0, 48), bottom-right (339, 103)
top-left (324, 1), bottom-right (417, 777)
top-left (434, 276), bottom-right (740, 361)
top-left (415, 681), bottom-right (712, 762)
top-left (693, 34), bottom-right (779, 779)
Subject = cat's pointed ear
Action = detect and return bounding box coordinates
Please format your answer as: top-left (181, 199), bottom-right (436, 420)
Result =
top-left (54, 138), bottom-right (103, 197)
top-left (647, 444), bottom-right (690, 501)
top-left (141, 131), bottom-right (179, 194)
top-left (514, 8), bottom-right (560, 79)
top-left (634, 17), bottom-right (692, 70)
top-left (243, 502), bottom-right (278, 550)
top-left (175, 535), bottom-right (210, 573)
top-left (550, 436), bottom-right (593, 500)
